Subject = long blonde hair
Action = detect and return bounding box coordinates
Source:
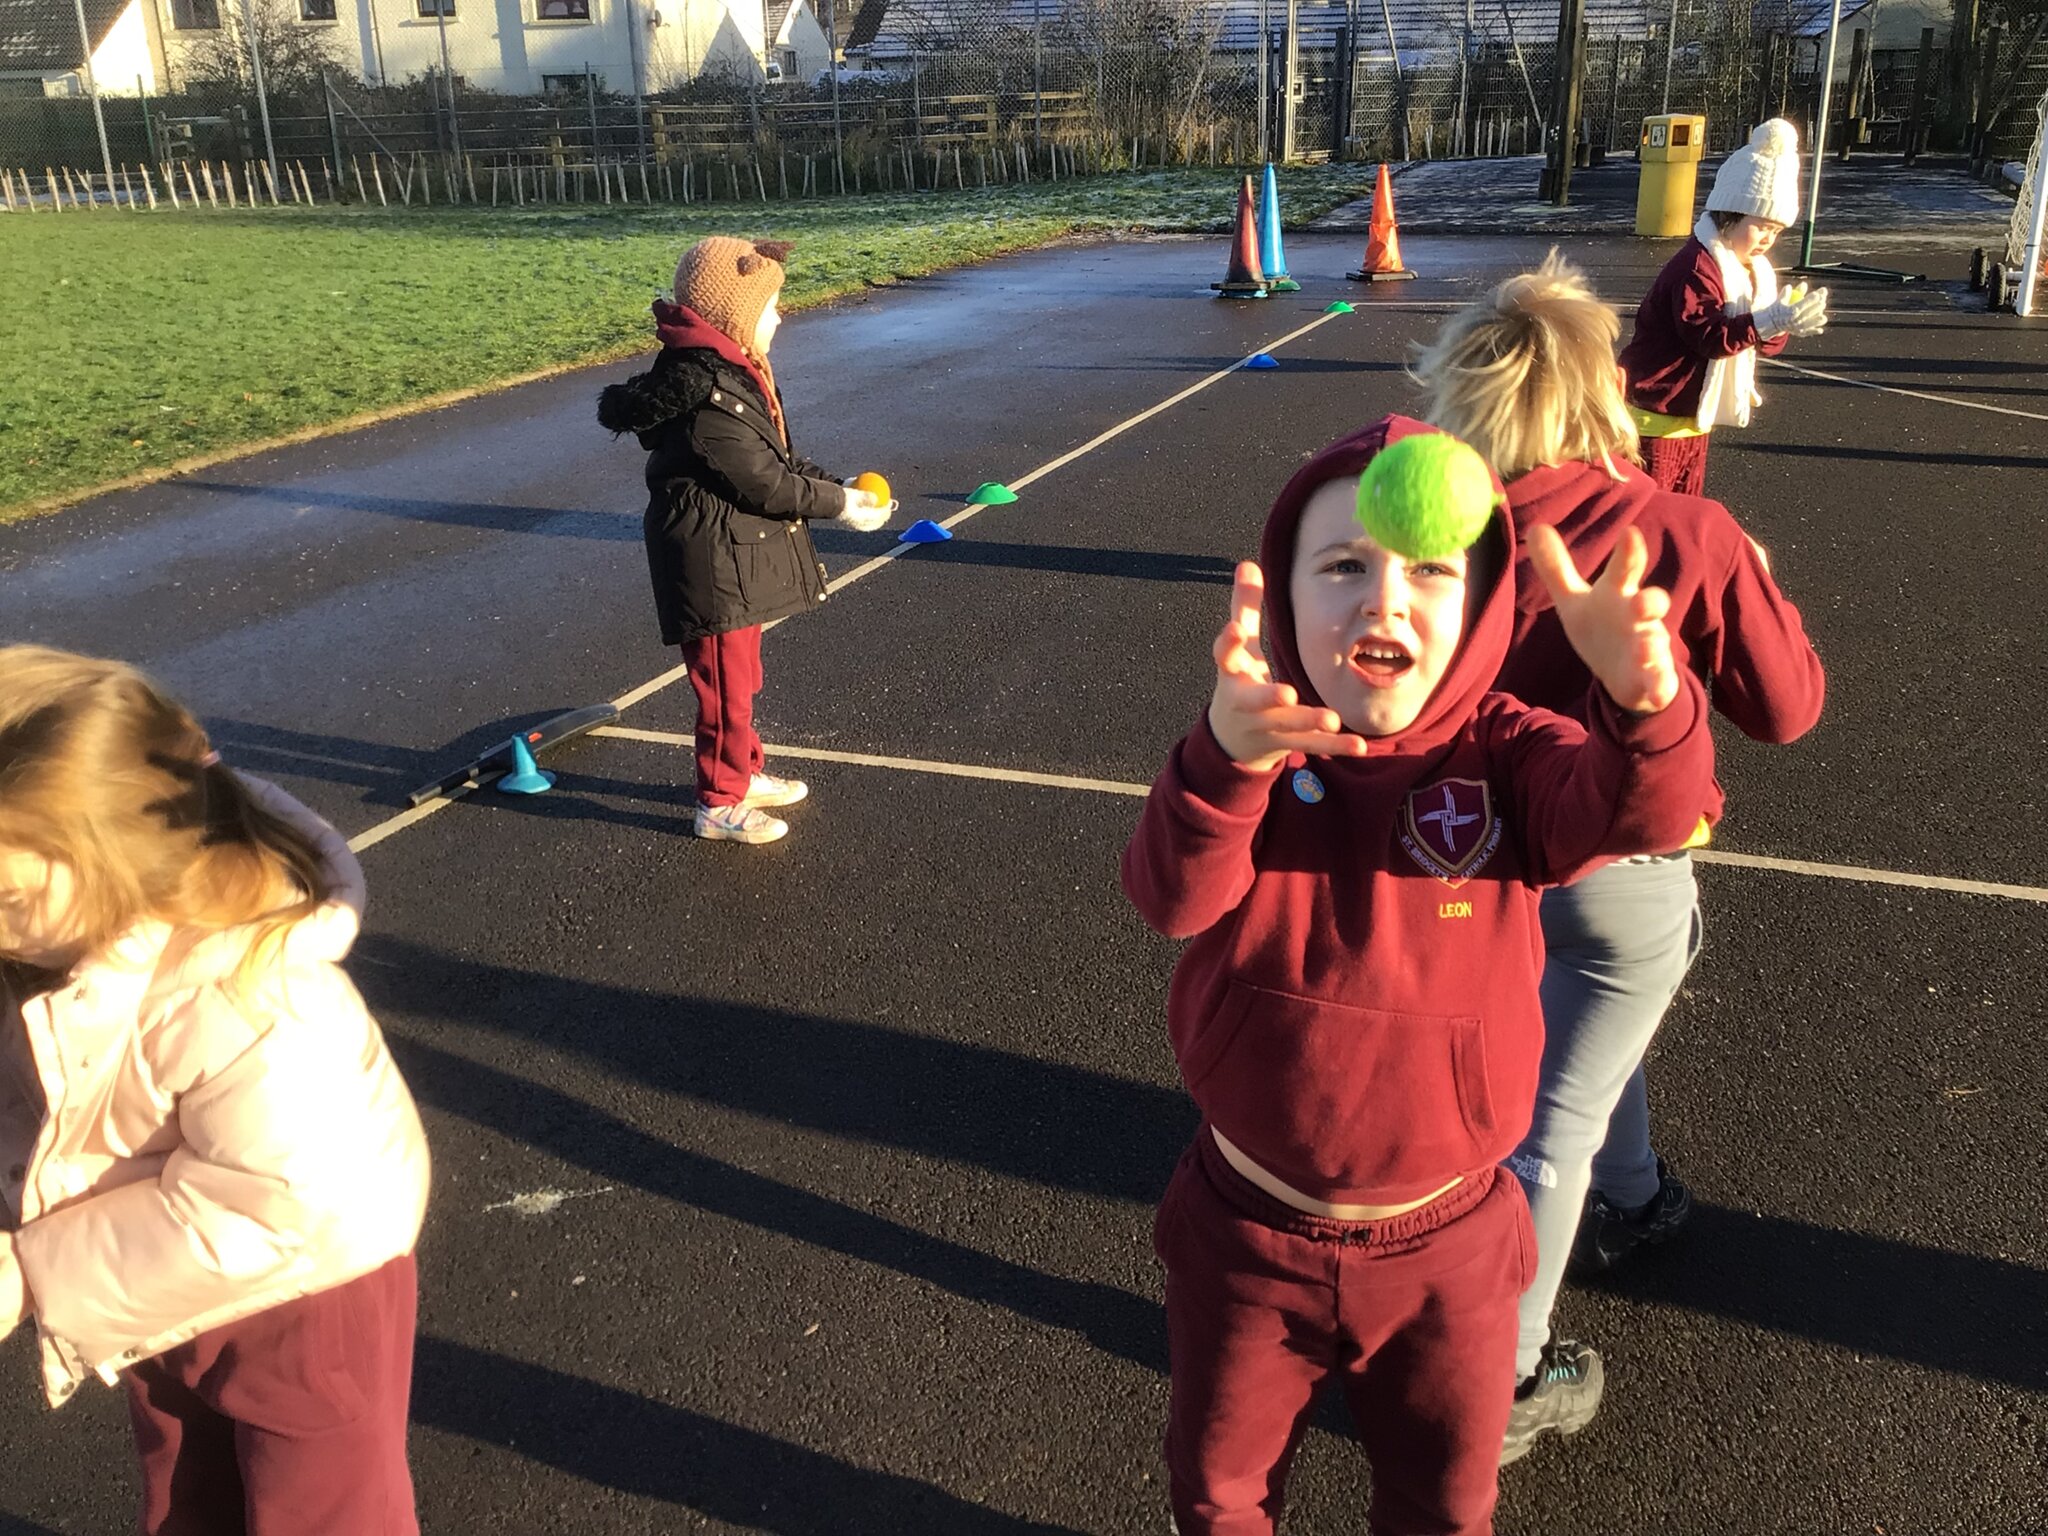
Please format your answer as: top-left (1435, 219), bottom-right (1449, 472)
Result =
top-left (1411, 250), bottom-right (1641, 481)
top-left (0, 646), bottom-right (328, 978)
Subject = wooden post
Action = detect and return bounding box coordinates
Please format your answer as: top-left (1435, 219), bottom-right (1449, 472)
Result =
top-left (190, 161), bottom-right (207, 206)
top-left (220, 163), bottom-right (237, 208)
top-left (352, 157), bottom-right (367, 203)
top-left (1841, 26), bottom-right (1869, 159)
top-left (639, 160), bottom-right (650, 202)
top-left (370, 156), bottom-right (387, 207)
top-left (161, 163), bottom-right (179, 209)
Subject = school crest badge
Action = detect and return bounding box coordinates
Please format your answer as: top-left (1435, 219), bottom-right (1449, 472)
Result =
top-left (1400, 778), bottom-right (1501, 888)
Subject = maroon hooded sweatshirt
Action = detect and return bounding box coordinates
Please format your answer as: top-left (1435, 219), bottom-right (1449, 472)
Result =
top-left (1619, 237), bottom-right (1791, 421)
top-left (1120, 416), bottom-right (1715, 1208)
top-left (1494, 458), bottom-right (1826, 830)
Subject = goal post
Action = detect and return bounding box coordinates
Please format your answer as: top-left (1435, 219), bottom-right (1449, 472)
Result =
top-left (2011, 84), bottom-right (2048, 317)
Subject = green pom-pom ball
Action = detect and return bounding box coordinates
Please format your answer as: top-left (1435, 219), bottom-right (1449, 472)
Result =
top-left (1354, 433), bottom-right (1500, 561)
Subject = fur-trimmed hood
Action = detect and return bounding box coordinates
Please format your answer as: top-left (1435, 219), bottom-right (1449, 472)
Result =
top-left (596, 349), bottom-right (722, 441)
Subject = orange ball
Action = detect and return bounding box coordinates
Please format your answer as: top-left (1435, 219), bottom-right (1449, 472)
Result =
top-left (852, 471), bottom-right (891, 504)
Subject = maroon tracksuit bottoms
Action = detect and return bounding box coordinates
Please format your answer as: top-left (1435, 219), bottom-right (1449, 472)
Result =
top-left (682, 625), bottom-right (765, 807)
top-left (123, 1254), bottom-right (419, 1536)
top-left (1640, 434), bottom-right (1712, 496)
top-left (1155, 1132), bottom-right (1532, 1536)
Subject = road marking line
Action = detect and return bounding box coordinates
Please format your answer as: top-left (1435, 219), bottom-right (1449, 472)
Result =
top-left (346, 312), bottom-right (1345, 855)
top-left (593, 727), bottom-right (2048, 903)
top-left (593, 726), bottom-right (1152, 797)
top-left (1761, 357), bottom-right (2048, 423)
top-left (347, 798), bottom-right (452, 855)
top-left (1690, 848), bottom-right (2048, 904)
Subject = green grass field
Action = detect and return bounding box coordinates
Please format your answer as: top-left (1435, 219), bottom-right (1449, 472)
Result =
top-left (0, 166), bottom-right (1371, 519)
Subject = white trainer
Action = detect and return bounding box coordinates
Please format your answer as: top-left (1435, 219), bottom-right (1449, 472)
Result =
top-left (738, 773), bottom-right (809, 810)
top-left (692, 803), bottom-right (789, 844)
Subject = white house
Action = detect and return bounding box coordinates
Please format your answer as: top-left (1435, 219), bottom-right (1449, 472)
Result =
top-left (0, 0), bottom-right (164, 96)
top-left (0, 0), bottom-right (828, 98)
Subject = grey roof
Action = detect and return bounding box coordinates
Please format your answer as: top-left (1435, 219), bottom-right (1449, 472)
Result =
top-left (851, 0), bottom-right (1677, 60)
top-left (0, 0), bottom-right (129, 73)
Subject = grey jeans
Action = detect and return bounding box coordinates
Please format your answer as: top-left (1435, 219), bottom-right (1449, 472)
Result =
top-left (1508, 853), bottom-right (1702, 1382)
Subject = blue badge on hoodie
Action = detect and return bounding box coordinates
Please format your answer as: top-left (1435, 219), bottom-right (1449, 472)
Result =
top-left (1292, 768), bottom-right (1326, 804)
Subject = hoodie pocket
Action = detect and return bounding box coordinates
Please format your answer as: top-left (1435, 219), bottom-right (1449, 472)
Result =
top-left (1187, 979), bottom-right (1497, 1192)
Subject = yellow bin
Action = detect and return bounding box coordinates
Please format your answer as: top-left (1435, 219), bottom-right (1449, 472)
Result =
top-left (1635, 113), bottom-right (1707, 237)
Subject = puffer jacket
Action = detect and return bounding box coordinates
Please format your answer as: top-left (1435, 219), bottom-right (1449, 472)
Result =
top-left (598, 306), bottom-right (847, 646)
top-left (0, 775), bottom-right (431, 1408)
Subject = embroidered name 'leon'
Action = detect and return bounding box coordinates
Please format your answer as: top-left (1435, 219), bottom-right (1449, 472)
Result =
top-left (1438, 900), bottom-right (1473, 919)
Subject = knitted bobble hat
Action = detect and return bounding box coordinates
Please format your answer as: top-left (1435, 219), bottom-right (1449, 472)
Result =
top-left (1706, 118), bottom-right (1801, 227)
top-left (673, 236), bottom-right (793, 352)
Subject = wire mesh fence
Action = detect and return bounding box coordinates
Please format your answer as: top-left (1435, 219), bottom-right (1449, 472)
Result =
top-left (3, 0), bottom-right (2044, 211)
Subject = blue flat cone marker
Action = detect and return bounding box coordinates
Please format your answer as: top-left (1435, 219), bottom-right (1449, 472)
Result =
top-left (899, 518), bottom-right (953, 543)
top-left (1257, 164), bottom-right (1301, 293)
top-left (1246, 353), bottom-right (1280, 370)
top-left (1325, 301), bottom-right (1357, 314)
top-left (495, 734), bottom-right (555, 794)
top-left (967, 481), bottom-right (1018, 505)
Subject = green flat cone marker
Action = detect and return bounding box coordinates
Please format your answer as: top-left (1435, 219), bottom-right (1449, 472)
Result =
top-left (968, 482), bottom-right (1019, 506)
top-left (1269, 278), bottom-right (1302, 293)
top-left (1325, 301), bottom-right (1356, 314)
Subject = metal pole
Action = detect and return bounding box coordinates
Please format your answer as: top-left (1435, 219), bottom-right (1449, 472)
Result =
top-left (1283, 0), bottom-right (1299, 161)
top-left (238, 0), bottom-right (280, 191)
top-left (1661, 0), bottom-right (1678, 113)
top-left (1378, 0), bottom-right (1406, 159)
top-left (1257, 0), bottom-right (1269, 161)
top-left (2016, 104), bottom-right (2048, 316)
top-left (1454, 0), bottom-right (1471, 156)
top-left (72, 0), bottom-right (116, 188)
top-left (826, 0), bottom-right (842, 184)
top-left (324, 67), bottom-right (346, 192)
top-left (1799, 0), bottom-right (1842, 268)
top-left (626, 0), bottom-right (646, 163)
top-left (433, 0), bottom-right (462, 160)
top-left (1033, 0), bottom-right (1043, 152)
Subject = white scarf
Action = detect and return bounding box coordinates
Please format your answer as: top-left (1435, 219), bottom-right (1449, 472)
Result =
top-left (1692, 212), bottom-right (1778, 432)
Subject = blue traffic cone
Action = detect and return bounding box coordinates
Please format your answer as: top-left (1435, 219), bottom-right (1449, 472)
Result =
top-left (495, 734), bottom-right (555, 794)
top-left (1245, 353), bottom-right (1279, 370)
top-left (1258, 164), bottom-right (1300, 293)
top-left (899, 518), bottom-right (953, 543)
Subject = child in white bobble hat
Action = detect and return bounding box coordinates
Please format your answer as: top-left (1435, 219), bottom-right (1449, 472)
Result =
top-left (1619, 118), bottom-right (1831, 494)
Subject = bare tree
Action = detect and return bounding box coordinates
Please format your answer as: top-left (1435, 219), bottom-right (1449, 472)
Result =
top-left (177, 0), bottom-right (348, 103)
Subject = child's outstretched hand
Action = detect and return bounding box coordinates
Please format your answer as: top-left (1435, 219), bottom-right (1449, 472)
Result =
top-left (1209, 562), bottom-right (1369, 771)
top-left (1528, 525), bottom-right (1681, 715)
top-left (835, 488), bottom-right (890, 533)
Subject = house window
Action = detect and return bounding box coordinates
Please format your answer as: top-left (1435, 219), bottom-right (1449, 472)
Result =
top-left (170, 0), bottom-right (221, 28)
top-left (541, 73), bottom-right (588, 94)
top-left (300, 0), bottom-right (337, 17)
top-left (416, 0), bottom-right (455, 15)
top-left (537, 0), bottom-right (591, 17)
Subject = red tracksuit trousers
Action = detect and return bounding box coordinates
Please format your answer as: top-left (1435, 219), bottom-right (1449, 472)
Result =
top-left (1155, 1133), bottom-right (1532, 1536)
top-left (682, 626), bottom-right (765, 807)
top-left (123, 1255), bottom-right (419, 1536)
top-left (1640, 434), bottom-right (1712, 495)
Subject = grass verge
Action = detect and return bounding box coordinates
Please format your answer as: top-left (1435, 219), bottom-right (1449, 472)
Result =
top-left (0, 165), bottom-right (1371, 520)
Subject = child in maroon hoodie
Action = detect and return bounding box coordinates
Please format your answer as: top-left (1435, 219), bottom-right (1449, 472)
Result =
top-left (1122, 415), bottom-right (1714, 1536)
top-left (1417, 252), bottom-right (1825, 1464)
top-left (1618, 119), bottom-right (1830, 495)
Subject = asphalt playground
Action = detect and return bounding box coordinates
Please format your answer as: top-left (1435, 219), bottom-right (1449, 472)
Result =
top-left (2, 198), bottom-right (2046, 1535)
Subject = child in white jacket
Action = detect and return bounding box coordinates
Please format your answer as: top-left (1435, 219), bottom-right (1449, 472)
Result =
top-left (0, 645), bottom-right (431, 1535)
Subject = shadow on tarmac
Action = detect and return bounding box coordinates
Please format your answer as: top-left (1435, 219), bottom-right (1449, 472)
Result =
top-left (1732, 441), bottom-right (2048, 471)
top-left (412, 1337), bottom-right (1089, 1534)
top-left (390, 1034), bottom-right (1170, 1377)
top-left (361, 940), bottom-right (2047, 1396)
top-left (182, 480), bottom-right (640, 542)
top-left (807, 534), bottom-right (1236, 586)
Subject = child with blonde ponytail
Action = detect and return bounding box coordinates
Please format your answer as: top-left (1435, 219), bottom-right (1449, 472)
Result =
top-left (0, 645), bottom-right (430, 1534)
top-left (1414, 253), bottom-right (1825, 1465)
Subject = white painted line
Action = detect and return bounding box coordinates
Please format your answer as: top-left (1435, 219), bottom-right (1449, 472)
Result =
top-left (592, 727), bottom-right (2048, 903)
top-left (1691, 848), bottom-right (2048, 904)
top-left (1761, 357), bottom-right (2048, 423)
top-left (347, 797), bottom-right (452, 855)
top-left (593, 725), bottom-right (1152, 797)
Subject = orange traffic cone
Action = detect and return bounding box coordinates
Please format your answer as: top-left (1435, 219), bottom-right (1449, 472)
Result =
top-left (1213, 175), bottom-right (1269, 298)
top-left (1347, 163), bottom-right (1415, 283)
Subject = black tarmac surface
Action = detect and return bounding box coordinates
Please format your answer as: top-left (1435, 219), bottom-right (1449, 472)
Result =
top-left (3, 218), bottom-right (2045, 1536)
